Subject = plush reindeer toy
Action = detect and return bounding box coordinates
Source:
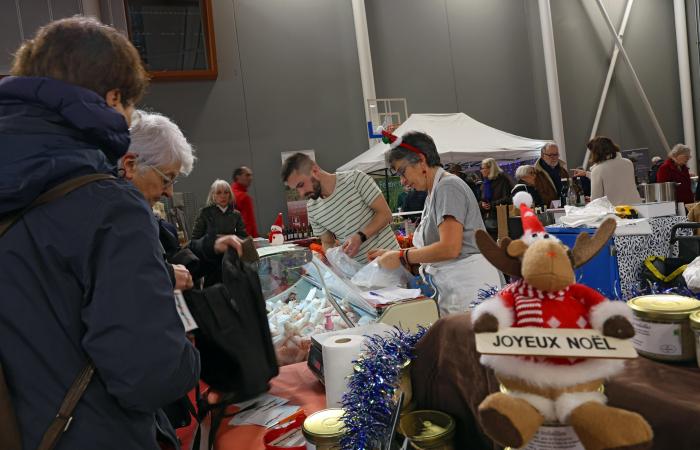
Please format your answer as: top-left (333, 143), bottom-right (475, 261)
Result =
top-left (471, 192), bottom-right (652, 450)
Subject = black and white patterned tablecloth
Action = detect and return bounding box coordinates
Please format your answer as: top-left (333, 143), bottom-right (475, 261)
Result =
top-left (614, 216), bottom-right (689, 298)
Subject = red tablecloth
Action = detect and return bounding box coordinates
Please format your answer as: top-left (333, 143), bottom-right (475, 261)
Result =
top-left (215, 363), bottom-right (326, 450)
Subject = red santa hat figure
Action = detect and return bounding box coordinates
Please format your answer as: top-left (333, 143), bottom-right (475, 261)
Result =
top-left (269, 213), bottom-right (284, 245)
top-left (512, 191), bottom-right (558, 246)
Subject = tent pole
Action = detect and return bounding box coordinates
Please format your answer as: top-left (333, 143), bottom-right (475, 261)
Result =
top-left (351, 0), bottom-right (377, 147)
top-left (674, 0), bottom-right (697, 174)
top-left (582, 0), bottom-right (634, 169)
top-left (593, 0), bottom-right (670, 154)
top-left (538, 0), bottom-right (567, 163)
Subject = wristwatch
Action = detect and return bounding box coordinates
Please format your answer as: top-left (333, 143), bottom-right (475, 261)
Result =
top-left (357, 231), bottom-right (368, 242)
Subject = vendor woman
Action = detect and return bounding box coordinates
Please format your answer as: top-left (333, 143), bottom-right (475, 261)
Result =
top-left (369, 131), bottom-right (503, 316)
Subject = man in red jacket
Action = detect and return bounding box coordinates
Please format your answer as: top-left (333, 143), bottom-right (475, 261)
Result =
top-left (231, 166), bottom-right (259, 237)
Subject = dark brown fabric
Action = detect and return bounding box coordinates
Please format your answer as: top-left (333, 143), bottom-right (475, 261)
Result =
top-left (534, 158), bottom-right (569, 207)
top-left (411, 312), bottom-right (499, 450)
top-left (37, 363), bottom-right (95, 450)
top-left (606, 357), bottom-right (700, 450)
top-left (411, 312), bottom-right (700, 450)
top-left (0, 364), bottom-right (21, 450)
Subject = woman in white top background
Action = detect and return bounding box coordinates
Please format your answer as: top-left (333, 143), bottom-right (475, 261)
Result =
top-left (587, 136), bottom-right (641, 205)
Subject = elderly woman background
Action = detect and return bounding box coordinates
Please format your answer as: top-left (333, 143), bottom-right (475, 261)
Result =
top-left (657, 143), bottom-right (694, 204)
top-left (121, 111), bottom-right (243, 290)
top-left (511, 164), bottom-right (545, 207)
top-left (587, 136), bottom-right (641, 205)
top-left (369, 132), bottom-right (502, 316)
top-left (192, 179), bottom-right (247, 240)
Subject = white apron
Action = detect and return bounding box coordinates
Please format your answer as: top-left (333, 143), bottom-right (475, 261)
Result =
top-left (414, 168), bottom-right (503, 317)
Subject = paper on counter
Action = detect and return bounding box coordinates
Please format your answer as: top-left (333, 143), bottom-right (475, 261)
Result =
top-left (361, 287), bottom-right (422, 305)
top-left (228, 394), bottom-right (300, 428)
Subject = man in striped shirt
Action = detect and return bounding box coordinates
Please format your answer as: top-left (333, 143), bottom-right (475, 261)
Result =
top-left (281, 152), bottom-right (398, 264)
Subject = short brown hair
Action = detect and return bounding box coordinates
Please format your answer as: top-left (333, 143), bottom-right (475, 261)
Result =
top-left (587, 136), bottom-right (619, 164)
top-left (281, 152), bottom-right (314, 182)
top-left (11, 16), bottom-right (148, 105)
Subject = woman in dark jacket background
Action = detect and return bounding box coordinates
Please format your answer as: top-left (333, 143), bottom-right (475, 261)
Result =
top-left (479, 158), bottom-right (513, 233)
top-left (192, 180), bottom-right (248, 240)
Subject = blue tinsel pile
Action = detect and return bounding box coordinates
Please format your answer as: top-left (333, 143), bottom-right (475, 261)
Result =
top-left (339, 327), bottom-right (427, 450)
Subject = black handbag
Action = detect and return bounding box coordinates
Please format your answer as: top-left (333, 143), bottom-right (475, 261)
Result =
top-left (183, 248), bottom-right (278, 398)
top-left (183, 249), bottom-right (277, 449)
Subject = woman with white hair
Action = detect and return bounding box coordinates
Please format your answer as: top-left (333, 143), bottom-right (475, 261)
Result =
top-left (192, 179), bottom-right (247, 240)
top-left (121, 110), bottom-right (243, 291)
top-left (120, 110), bottom-right (195, 206)
top-left (511, 164), bottom-right (545, 207)
top-left (656, 143), bottom-right (694, 204)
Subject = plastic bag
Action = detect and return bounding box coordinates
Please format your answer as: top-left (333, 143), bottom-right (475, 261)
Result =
top-left (351, 260), bottom-right (412, 290)
top-left (326, 246), bottom-right (363, 279)
top-left (683, 256), bottom-right (700, 292)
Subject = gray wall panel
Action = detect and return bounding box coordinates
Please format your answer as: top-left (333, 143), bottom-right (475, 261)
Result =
top-left (687, 0), bottom-right (700, 157)
top-left (142, 0), bottom-right (366, 230)
top-left (0, 3), bottom-right (22, 74)
top-left (18, 0), bottom-right (51, 42)
top-left (141, 0), bottom-right (253, 219)
top-left (232, 0), bottom-right (366, 229)
top-left (50, 0), bottom-right (83, 19)
top-left (366, 0), bottom-right (458, 114)
top-left (553, 0), bottom-right (683, 166)
top-left (616, 0), bottom-right (683, 156)
top-left (447, 0), bottom-right (543, 138)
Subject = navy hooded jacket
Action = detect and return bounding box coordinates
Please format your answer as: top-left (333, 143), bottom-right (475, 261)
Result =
top-left (0, 77), bottom-right (200, 449)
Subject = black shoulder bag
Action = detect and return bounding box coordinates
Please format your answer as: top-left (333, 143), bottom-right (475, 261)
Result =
top-left (182, 248), bottom-right (278, 448)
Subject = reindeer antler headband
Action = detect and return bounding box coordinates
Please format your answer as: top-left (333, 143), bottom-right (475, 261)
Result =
top-left (377, 127), bottom-right (424, 157)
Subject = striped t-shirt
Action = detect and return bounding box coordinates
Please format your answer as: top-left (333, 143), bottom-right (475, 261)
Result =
top-left (307, 170), bottom-right (399, 264)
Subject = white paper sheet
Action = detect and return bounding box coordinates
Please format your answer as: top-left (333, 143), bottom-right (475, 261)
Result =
top-left (173, 290), bottom-right (198, 332)
top-left (228, 394), bottom-right (300, 428)
top-left (360, 287), bottom-right (421, 305)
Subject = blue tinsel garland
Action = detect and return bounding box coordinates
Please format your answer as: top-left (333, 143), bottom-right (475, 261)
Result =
top-left (339, 327), bottom-right (427, 450)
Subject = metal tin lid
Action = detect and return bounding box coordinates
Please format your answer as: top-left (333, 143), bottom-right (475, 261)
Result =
top-left (690, 310), bottom-right (700, 329)
top-left (302, 408), bottom-right (345, 445)
top-left (400, 410), bottom-right (455, 445)
top-left (628, 295), bottom-right (700, 320)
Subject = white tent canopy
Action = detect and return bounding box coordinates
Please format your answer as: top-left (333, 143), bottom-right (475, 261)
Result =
top-left (338, 113), bottom-right (549, 173)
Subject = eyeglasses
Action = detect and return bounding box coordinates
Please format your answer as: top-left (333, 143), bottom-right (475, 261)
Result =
top-left (150, 166), bottom-right (178, 188)
top-left (544, 153), bottom-right (560, 158)
top-left (390, 162), bottom-right (412, 178)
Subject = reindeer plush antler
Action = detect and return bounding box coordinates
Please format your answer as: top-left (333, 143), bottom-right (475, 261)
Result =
top-left (571, 218), bottom-right (616, 268)
top-left (470, 192), bottom-right (652, 450)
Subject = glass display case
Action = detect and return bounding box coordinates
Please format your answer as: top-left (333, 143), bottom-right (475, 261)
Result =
top-left (256, 245), bottom-right (374, 365)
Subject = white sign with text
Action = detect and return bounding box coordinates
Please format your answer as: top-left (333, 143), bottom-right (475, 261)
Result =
top-left (476, 328), bottom-right (637, 359)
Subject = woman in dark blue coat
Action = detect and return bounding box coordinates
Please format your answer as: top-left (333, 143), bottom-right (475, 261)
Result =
top-left (0, 17), bottom-right (199, 450)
